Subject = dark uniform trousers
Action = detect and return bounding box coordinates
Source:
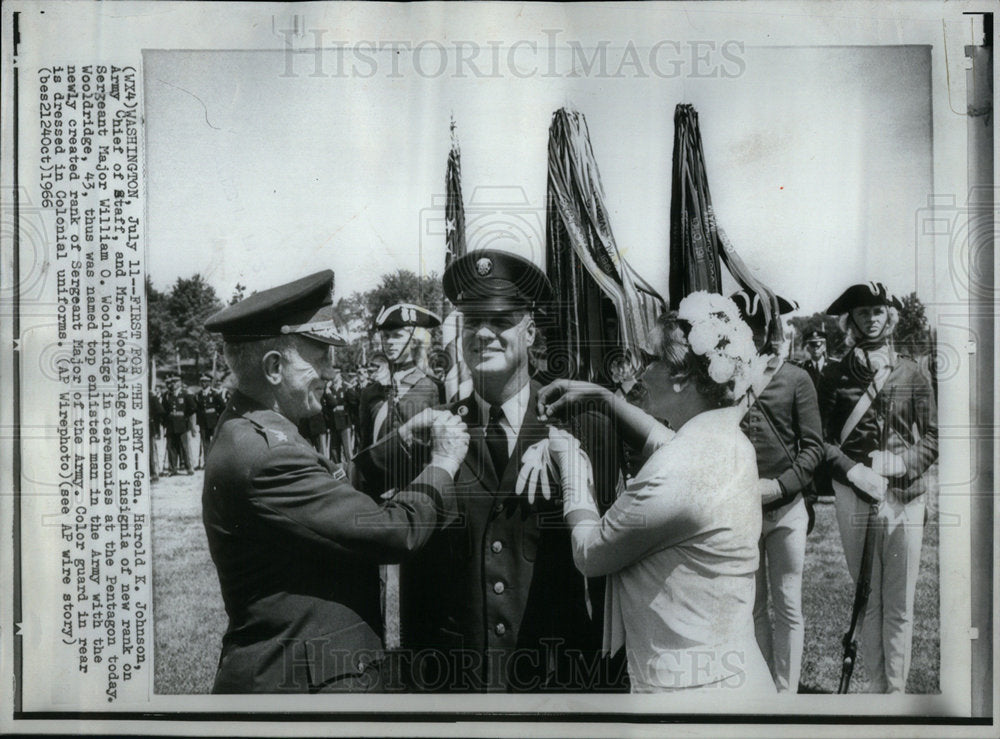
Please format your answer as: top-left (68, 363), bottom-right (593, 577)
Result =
top-left (163, 391), bottom-right (194, 473)
top-left (355, 380), bottom-right (626, 693)
top-left (202, 391), bottom-right (454, 693)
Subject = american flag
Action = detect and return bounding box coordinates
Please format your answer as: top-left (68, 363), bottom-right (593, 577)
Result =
top-left (442, 117), bottom-right (473, 401)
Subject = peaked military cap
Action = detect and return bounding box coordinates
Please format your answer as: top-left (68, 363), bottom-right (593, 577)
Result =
top-left (826, 282), bottom-right (901, 315)
top-left (205, 270), bottom-right (346, 346)
top-left (443, 249), bottom-right (552, 313)
top-left (803, 329), bottom-right (827, 344)
top-left (374, 303), bottom-right (442, 331)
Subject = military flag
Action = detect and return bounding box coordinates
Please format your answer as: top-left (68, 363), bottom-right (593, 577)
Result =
top-left (545, 107), bottom-right (666, 384)
top-left (670, 103), bottom-right (785, 345)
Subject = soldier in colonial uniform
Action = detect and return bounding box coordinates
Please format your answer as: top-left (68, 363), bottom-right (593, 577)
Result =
top-left (201, 270), bottom-right (468, 693)
top-left (356, 248), bottom-right (624, 692)
top-left (356, 304), bottom-right (445, 491)
top-left (819, 282), bottom-right (938, 693)
top-left (731, 291), bottom-right (824, 693)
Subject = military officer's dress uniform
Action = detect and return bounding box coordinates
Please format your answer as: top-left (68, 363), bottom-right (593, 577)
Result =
top-left (819, 283), bottom-right (938, 693)
top-left (356, 250), bottom-right (624, 693)
top-left (798, 329), bottom-right (830, 392)
top-left (201, 271), bottom-right (457, 693)
top-left (195, 375), bottom-right (226, 467)
top-left (162, 378), bottom-right (196, 475)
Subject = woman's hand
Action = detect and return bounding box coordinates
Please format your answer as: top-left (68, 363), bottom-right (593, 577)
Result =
top-left (536, 380), bottom-right (611, 422)
top-left (547, 427), bottom-right (597, 519)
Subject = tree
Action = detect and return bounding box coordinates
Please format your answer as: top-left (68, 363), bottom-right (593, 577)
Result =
top-left (357, 270), bottom-right (445, 325)
top-left (145, 276), bottom-right (174, 360)
top-left (895, 292), bottom-right (932, 357)
top-left (167, 275), bottom-right (224, 375)
top-left (229, 283), bottom-right (247, 306)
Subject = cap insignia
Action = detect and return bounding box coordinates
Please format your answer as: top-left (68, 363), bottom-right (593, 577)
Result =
top-left (476, 257), bottom-right (493, 277)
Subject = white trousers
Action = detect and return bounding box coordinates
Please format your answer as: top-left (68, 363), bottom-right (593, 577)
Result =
top-left (833, 481), bottom-right (925, 693)
top-left (753, 495), bottom-right (807, 693)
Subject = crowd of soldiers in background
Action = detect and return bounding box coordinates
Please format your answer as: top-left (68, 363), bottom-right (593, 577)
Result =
top-left (148, 358), bottom-right (449, 482)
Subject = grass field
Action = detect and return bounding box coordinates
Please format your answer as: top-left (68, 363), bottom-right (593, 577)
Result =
top-left (152, 469), bottom-right (939, 695)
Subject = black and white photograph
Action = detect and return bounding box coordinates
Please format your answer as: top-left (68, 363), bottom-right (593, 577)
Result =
top-left (0, 1), bottom-right (994, 735)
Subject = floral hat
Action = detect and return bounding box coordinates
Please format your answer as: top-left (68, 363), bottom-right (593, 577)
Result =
top-left (677, 291), bottom-right (771, 400)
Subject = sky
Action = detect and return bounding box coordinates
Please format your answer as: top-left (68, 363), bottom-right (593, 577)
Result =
top-left (144, 44), bottom-right (932, 316)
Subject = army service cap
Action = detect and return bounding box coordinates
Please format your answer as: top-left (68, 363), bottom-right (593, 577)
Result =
top-left (826, 282), bottom-right (901, 315)
top-left (803, 329), bottom-right (827, 344)
top-left (443, 249), bottom-right (552, 314)
top-left (374, 303), bottom-right (442, 331)
top-left (204, 270), bottom-right (346, 346)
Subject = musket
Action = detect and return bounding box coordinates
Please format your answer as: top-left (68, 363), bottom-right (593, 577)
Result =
top-left (838, 387), bottom-right (895, 693)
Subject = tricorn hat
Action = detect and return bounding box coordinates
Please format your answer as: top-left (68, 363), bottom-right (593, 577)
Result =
top-left (729, 290), bottom-right (798, 336)
top-left (826, 282), bottom-right (901, 315)
top-left (374, 303), bottom-right (442, 331)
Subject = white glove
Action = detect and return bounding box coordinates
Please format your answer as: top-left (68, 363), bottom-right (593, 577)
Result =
top-left (868, 450), bottom-right (907, 478)
top-left (847, 463), bottom-right (887, 502)
top-left (547, 427), bottom-right (596, 517)
top-left (514, 440), bottom-right (552, 505)
top-left (756, 478), bottom-right (783, 506)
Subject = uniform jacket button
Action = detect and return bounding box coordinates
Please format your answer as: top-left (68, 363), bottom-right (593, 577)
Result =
top-left (493, 581), bottom-right (505, 594)
top-left (491, 540), bottom-right (503, 553)
top-left (495, 622), bottom-right (506, 636)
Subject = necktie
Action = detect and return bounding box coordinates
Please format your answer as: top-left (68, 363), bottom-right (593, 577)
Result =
top-left (486, 404), bottom-right (509, 476)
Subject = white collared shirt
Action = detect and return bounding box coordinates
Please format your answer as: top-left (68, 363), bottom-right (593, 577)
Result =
top-left (474, 381), bottom-right (531, 455)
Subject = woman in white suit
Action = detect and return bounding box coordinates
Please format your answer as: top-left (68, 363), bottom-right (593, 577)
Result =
top-left (536, 292), bottom-right (776, 694)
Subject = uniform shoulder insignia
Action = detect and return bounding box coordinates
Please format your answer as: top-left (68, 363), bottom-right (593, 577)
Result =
top-left (243, 410), bottom-right (296, 447)
top-left (266, 427), bottom-right (289, 443)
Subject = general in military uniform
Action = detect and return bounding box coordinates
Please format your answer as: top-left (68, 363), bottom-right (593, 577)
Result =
top-left (356, 249), bottom-right (624, 693)
top-left (818, 282), bottom-right (938, 693)
top-left (201, 270), bottom-right (468, 693)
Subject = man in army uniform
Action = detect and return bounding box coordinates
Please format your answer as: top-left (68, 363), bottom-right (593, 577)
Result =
top-left (201, 270), bottom-right (468, 693)
top-left (799, 329), bottom-right (829, 391)
top-left (195, 374), bottom-right (226, 467)
top-left (356, 248), bottom-right (624, 693)
top-left (162, 374), bottom-right (196, 475)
